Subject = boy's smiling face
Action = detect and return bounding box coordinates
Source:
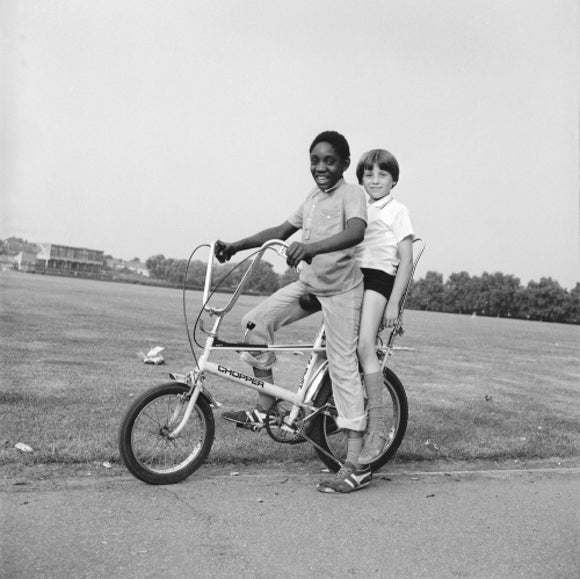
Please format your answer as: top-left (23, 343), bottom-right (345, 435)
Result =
top-left (362, 163), bottom-right (396, 202)
top-left (309, 142), bottom-right (349, 191)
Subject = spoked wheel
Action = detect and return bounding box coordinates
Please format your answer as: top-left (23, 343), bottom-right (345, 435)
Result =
top-left (308, 367), bottom-right (408, 473)
top-left (118, 382), bottom-right (215, 485)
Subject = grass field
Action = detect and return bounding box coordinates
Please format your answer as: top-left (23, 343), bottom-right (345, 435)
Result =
top-left (1, 271), bottom-right (579, 475)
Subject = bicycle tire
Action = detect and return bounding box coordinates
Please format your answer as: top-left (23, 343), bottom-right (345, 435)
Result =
top-left (308, 367), bottom-right (408, 473)
top-left (118, 382), bottom-right (215, 485)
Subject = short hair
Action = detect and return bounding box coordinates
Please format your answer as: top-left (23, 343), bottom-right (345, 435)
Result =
top-left (356, 149), bottom-right (400, 185)
top-left (309, 130), bottom-right (350, 161)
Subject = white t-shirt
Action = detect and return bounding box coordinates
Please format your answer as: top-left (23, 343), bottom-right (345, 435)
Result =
top-left (354, 194), bottom-right (414, 275)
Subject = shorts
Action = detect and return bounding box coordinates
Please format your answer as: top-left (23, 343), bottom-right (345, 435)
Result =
top-left (361, 268), bottom-right (395, 300)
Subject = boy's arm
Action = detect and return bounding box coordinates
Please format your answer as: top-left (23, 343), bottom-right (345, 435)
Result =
top-left (285, 217), bottom-right (366, 267)
top-left (383, 235), bottom-right (414, 327)
top-left (215, 221), bottom-right (298, 262)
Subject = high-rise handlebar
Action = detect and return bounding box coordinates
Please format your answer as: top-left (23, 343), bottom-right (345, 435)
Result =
top-left (203, 240), bottom-right (290, 316)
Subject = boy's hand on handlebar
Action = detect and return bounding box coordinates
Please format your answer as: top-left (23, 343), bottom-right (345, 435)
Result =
top-left (286, 242), bottom-right (313, 267)
top-left (215, 240), bottom-right (237, 263)
top-left (383, 301), bottom-right (400, 328)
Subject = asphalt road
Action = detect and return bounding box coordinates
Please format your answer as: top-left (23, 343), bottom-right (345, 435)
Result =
top-left (2, 465), bottom-right (579, 578)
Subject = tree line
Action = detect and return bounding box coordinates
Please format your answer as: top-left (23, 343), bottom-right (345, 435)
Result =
top-left (405, 271), bottom-right (579, 324)
top-left (145, 255), bottom-right (579, 325)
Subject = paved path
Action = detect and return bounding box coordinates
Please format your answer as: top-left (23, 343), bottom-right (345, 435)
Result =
top-left (2, 465), bottom-right (579, 578)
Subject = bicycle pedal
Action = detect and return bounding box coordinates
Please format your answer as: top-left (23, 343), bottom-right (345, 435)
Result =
top-left (280, 423), bottom-right (296, 434)
top-left (236, 423), bottom-right (264, 432)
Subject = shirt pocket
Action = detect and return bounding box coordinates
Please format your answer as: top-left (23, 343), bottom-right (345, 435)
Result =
top-left (316, 207), bottom-right (343, 237)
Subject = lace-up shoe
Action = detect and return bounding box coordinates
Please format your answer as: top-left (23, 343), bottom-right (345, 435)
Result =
top-left (317, 462), bottom-right (372, 493)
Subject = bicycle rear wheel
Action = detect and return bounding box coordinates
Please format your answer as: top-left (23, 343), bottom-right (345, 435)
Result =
top-left (309, 367), bottom-right (408, 472)
top-left (118, 382), bottom-right (214, 485)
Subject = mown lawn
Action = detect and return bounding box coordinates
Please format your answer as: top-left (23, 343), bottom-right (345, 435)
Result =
top-left (1, 271), bottom-right (579, 474)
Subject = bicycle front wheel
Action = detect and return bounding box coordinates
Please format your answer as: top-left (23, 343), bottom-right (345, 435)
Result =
top-left (118, 382), bottom-right (215, 485)
top-left (309, 367), bottom-right (408, 473)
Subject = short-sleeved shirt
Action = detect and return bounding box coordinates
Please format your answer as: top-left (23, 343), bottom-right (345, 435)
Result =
top-left (354, 194), bottom-right (414, 276)
top-left (287, 179), bottom-right (367, 296)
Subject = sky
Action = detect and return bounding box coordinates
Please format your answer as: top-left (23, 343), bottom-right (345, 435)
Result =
top-left (1, 0), bottom-right (578, 288)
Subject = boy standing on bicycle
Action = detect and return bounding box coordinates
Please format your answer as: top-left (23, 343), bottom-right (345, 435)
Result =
top-left (215, 130), bottom-right (372, 493)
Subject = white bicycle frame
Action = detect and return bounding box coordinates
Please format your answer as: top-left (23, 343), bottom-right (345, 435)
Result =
top-left (169, 237), bottom-right (425, 439)
top-left (169, 240), bottom-right (328, 437)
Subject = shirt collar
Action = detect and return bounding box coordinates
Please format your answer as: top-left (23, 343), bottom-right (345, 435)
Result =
top-left (317, 178), bottom-right (344, 195)
top-left (370, 194), bottom-right (393, 210)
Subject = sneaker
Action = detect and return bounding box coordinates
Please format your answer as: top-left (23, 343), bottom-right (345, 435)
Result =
top-left (317, 462), bottom-right (372, 493)
top-left (358, 431), bottom-right (388, 464)
top-left (222, 406), bottom-right (274, 431)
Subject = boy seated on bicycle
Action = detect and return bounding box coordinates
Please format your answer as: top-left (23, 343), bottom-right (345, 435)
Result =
top-left (215, 130), bottom-right (372, 493)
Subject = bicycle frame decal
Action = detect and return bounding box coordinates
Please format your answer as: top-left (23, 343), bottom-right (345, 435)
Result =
top-left (298, 352), bottom-right (315, 389)
top-left (217, 365), bottom-right (265, 387)
top-left (203, 360), bottom-right (303, 405)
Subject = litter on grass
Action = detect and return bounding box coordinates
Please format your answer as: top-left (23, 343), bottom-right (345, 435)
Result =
top-left (138, 346), bottom-right (165, 365)
top-left (15, 442), bottom-right (33, 453)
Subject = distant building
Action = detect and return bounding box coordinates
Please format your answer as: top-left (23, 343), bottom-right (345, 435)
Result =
top-left (35, 243), bottom-right (104, 276)
top-left (14, 251), bottom-right (37, 272)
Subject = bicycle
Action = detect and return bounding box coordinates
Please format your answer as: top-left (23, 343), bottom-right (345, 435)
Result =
top-left (118, 238), bottom-right (425, 485)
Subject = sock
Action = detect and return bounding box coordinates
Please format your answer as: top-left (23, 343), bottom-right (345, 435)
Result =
top-left (345, 434), bottom-right (364, 468)
top-left (255, 371), bottom-right (275, 411)
top-left (364, 371), bottom-right (386, 433)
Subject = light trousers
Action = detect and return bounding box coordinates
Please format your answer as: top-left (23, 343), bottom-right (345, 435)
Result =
top-left (240, 280), bottom-right (366, 431)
